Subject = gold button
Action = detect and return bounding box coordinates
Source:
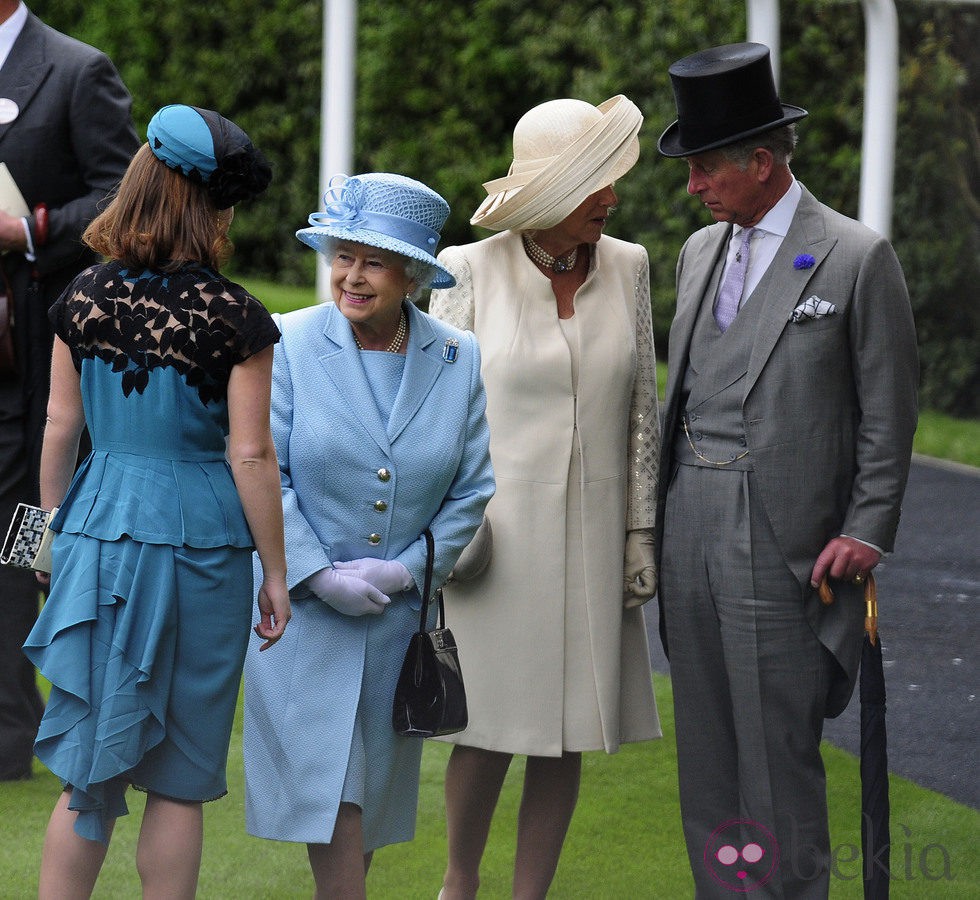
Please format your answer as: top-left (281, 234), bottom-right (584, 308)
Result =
top-left (374, 500), bottom-right (388, 512)
top-left (377, 468), bottom-right (391, 482)
top-left (368, 533), bottom-right (381, 545)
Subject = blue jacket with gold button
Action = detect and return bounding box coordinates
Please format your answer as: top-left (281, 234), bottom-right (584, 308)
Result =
top-left (243, 298), bottom-right (493, 847)
top-left (268, 299), bottom-right (493, 597)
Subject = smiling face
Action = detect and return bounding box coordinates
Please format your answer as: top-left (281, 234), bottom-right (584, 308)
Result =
top-left (330, 241), bottom-right (414, 331)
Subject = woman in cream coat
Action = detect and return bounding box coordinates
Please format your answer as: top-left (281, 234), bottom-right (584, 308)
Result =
top-left (429, 96), bottom-right (661, 900)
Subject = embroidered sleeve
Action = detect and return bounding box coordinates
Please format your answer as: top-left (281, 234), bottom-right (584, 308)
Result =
top-left (223, 285), bottom-right (281, 364)
top-left (429, 247), bottom-right (475, 332)
top-left (49, 269), bottom-right (94, 371)
top-left (628, 251), bottom-right (660, 531)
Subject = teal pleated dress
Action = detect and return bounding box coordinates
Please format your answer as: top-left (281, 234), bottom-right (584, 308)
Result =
top-left (23, 262), bottom-right (279, 843)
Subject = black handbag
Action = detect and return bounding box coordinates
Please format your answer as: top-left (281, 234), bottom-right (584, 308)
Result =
top-left (392, 529), bottom-right (468, 738)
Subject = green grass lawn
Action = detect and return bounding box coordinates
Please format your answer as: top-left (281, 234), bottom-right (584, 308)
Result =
top-left (3, 677), bottom-right (976, 898)
top-left (5, 277), bottom-right (974, 896)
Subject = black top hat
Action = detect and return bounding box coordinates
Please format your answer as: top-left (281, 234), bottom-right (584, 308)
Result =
top-left (658, 42), bottom-right (807, 158)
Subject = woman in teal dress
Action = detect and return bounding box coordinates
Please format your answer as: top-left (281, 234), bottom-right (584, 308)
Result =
top-left (24, 104), bottom-right (290, 899)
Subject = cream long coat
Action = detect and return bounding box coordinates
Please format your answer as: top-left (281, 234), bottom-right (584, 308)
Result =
top-left (430, 231), bottom-right (661, 756)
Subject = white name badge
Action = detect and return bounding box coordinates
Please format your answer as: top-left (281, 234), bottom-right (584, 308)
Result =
top-left (0, 98), bottom-right (19, 124)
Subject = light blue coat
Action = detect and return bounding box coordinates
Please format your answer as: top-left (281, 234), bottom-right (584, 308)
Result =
top-left (243, 300), bottom-right (493, 849)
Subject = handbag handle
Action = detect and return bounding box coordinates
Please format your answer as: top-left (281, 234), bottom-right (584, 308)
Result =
top-left (419, 528), bottom-right (446, 633)
top-left (418, 529), bottom-right (446, 633)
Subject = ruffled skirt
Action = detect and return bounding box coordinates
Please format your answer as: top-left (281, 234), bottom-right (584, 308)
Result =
top-left (23, 532), bottom-right (253, 843)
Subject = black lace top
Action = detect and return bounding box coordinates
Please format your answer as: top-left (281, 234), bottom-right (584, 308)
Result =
top-left (49, 261), bottom-right (280, 405)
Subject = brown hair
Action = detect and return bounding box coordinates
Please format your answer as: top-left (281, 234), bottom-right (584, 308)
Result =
top-left (83, 144), bottom-right (233, 271)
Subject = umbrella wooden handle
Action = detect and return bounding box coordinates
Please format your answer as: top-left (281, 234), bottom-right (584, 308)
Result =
top-left (817, 573), bottom-right (879, 644)
top-left (818, 576), bottom-right (835, 605)
top-left (864, 574), bottom-right (878, 646)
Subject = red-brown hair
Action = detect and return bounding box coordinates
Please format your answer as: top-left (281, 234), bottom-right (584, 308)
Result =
top-left (83, 144), bottom-right (233, 271)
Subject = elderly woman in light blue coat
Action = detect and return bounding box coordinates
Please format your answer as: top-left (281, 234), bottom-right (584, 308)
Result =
top-left (243, 173), bottom-right (493, 898)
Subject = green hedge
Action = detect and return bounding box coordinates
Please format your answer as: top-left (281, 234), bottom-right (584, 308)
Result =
top-left (34, 0), bottom-right (979, 416)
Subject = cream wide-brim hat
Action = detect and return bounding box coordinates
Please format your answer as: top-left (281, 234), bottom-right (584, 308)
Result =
top-left (470, 95), bottom-right (643, 233)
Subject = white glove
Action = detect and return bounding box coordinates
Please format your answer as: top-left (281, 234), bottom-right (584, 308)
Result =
top-left (623, 528), bottom-right (657, 608)
top-left (333, 558), bottom-right (414, 595)
top-left (306, 567), bottom-right (390, 616)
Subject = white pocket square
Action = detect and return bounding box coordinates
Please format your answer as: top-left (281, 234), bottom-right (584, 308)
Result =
top-left (791, 295), bottom-right (837, 322)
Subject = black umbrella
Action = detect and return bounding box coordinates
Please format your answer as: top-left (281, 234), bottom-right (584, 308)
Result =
top-left (820, 573), bottom-right (890, 898)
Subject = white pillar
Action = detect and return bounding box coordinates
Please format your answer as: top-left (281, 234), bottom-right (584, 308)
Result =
top-left (747, 0), bottom-right (781, 86)
top-left (316, 0), bottom-right (356, 300)
top-left (746, 0), bottom-right (899, 238)
top-left (859, 0), bottom-right (899, 238)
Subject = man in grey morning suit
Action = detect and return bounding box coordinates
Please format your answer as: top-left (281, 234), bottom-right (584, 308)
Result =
top-left (655, 44), bottom-right (917, 897)
top-left (0, 1), bottom-right (137, 779)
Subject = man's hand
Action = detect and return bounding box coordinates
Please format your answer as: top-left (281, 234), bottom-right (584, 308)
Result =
top-left (0, 211), bottom-right (27, 253)
top-left (810, 536), bottom-right (881, 588)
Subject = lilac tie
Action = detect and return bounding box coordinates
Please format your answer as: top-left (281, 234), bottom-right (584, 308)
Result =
top-left (714, 226), bottom-right (755, 332)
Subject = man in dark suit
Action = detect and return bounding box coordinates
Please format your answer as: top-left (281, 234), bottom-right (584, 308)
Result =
top-left (0, 1), bottom-right (137, 780)
top-left (655, 44), bottom-right (918, 896)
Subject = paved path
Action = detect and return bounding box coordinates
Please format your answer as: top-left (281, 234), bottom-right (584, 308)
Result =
top-left (646, 456), bottom-right (979, 809)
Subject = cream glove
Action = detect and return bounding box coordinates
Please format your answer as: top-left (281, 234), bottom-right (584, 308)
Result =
top-left (623, 528), bottom-right (657, 608)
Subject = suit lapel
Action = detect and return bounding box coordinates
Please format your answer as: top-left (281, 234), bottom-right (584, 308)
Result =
top-left (314, 303), bottom-right (444, 453)
top-left (745, 188), bottom-right (838, 395)
top-left (387, 304), bottom-right (442, 443)
top-left (0, 15), bottom-right (51, 150)
top-left (316, 305), bottom-right (391, 455)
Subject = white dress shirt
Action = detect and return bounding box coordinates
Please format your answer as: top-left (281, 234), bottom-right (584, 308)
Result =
top-left (718, 176), bottom-right (803, 307)
top-left (0, 2), bottom-right (27, 70)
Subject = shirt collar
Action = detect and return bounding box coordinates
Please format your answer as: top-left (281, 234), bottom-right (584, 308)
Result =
top-left (0, 2), bottom-right (28, 71)
top-left (736, 175), bottom-right (802, 240)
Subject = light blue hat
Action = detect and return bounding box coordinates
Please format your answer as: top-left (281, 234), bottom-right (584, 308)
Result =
top-left (296, 173), bottom-right (456, 288)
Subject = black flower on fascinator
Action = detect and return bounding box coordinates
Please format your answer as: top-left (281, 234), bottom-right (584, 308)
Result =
top-left (207, 142), bottom-right (273, 210)
top-left (147, 104), bottom-right (272, 209)
top-left (195, 106), bottom-right (272, 209)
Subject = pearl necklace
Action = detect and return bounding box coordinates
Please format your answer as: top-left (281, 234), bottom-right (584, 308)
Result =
top-left (522, 234), bottom-right (578, 274)
top-left (353, 309), bottom-right (407, 352)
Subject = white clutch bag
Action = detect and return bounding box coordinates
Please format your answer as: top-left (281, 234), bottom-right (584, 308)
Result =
top-left (1, 503), bottom-right (58, 574)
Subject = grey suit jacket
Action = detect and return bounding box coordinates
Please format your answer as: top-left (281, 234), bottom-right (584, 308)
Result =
top-left (657, 186), bottom-right (918, 713)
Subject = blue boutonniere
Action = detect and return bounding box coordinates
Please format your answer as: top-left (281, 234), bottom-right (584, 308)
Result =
top-left (793, 253), bottom-right (815, 270)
